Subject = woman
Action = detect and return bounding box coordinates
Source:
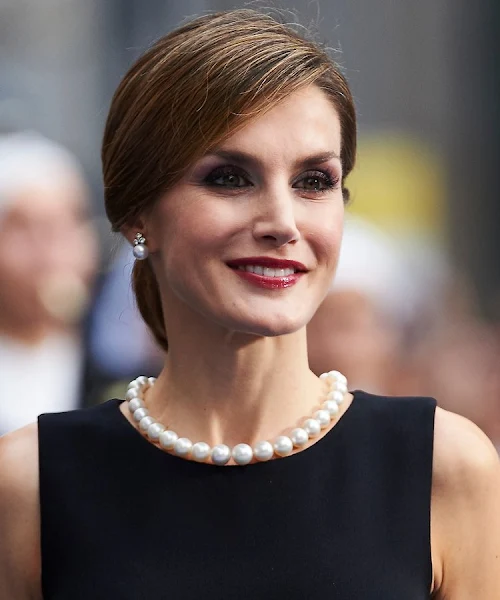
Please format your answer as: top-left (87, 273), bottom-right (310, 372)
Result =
top-left (1, 10), bottom-right (499, 599)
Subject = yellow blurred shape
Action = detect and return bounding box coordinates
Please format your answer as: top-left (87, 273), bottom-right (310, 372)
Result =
top-left (345, 133), bottom-right (446, 237)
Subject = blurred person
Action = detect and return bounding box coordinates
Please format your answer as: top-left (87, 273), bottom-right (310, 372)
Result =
top-left (307, 217), bottom-right (500, 451)
top-left (0, 132), bottom-right (97, 434)
top-left (307, 216), bottom-right (410, 393)
top-left (402, 277), bottom-right (500, 453)
top-left (0, 10), bottom-right (499, 599)
top-left (415, 320), bottom-right (500, 449)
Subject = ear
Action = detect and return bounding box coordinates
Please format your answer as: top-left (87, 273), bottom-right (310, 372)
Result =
top-left (121, 217), bottom-right (147, 247)
top-left (120, 211), bottom-right (160, 254)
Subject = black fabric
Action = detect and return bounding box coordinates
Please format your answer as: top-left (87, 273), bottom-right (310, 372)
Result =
top-left (38, 391), bottom-right (436, 599)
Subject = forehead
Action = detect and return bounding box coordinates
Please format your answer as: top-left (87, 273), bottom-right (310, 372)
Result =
top-left (219, 86), bottom-right (342, 160)
top-left (4, 176), bottom-right (86, 222)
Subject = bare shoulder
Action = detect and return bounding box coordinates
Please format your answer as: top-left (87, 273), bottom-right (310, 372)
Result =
top-left (433, 406), bottom-right (499, 483)
top-left (0, 424), bottom-right (42, 599)
top-left (431, 407), bottom-right (500, 599)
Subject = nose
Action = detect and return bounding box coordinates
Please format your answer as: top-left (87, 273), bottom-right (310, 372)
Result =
top-left (252, 186), bottom-right (301, 247)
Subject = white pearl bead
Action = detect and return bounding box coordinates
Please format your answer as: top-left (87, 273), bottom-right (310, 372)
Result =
top-left (329, 370), bottom-right (347, 383)
top-left (125, 388), bottom-right (141, 401)
top-left (253, 440), bottom-right (274, 461)
top-left (133, 407), bottom-right (149, 422)
top-left (328, 390), bottom-right (345, 405)
top-left (159, 430), bottom-right (178, 450)
top-left (303, 418), bottom-right (321, 437)
top-left (128, 398), bottom-right (144, 412)
top-left (211, 444), bottom-right (231, 466)
top-left (173, 437), bottom-right (193, 457)
top-left (232, 443), bottom-right (253, 465)
top-left (124, 371), bottom-right (348, 466)
top-left (322, 400), bottom-right (340, 416)
top-left (192, 442), bottom-right (211, 462)
top-left (290, 427), bottom-right (309, 447)
top-left (133, 244), bottom-right (149, 260)
top-left (333, 382), bottom-right (348, 395)
top-left (313, 409), bottom-right (331, 429)
top-left (273, 436), bottom-right (293, 457)
top-left (139, 416), bottom-right (155, 432)
top-left (147, 422), bottom-right (165, 441)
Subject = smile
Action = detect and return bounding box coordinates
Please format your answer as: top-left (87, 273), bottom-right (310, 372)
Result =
top-left (226, 257), bottom-right (307, 290)
top-left (236, 265), bottom-right (296, 277)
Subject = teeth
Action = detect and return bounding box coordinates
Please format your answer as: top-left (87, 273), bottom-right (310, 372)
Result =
top-left (239, 265), bottom-right (296, 277)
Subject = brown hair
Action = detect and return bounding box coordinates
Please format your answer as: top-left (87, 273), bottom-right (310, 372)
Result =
top-left (102, 9), bottom-right (357, 351)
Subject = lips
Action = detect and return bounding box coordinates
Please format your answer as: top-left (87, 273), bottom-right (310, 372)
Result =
top-left (226, 257), bottom-right (307, 290)
top-left (226, 257), bottom-right (308, 272)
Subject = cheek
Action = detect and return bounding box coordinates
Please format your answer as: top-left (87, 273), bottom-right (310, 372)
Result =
top-left (306, 206), bottom-right (344, 268)
top-left (155, 195), bottom-right (239, 259)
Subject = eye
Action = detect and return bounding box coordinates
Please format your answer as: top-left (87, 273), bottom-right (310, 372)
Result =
top-left (204, 166), bottom-right (251, 189)
top-left (293, 170), bottom-right (340, 193)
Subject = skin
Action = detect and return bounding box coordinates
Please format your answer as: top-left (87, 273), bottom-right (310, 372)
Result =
top-left (0, 86), bottom-right (499, 598)
top-left (0, 176), bottom-right (97, 342)
top-left (127, 86), bottom-right (345, 448)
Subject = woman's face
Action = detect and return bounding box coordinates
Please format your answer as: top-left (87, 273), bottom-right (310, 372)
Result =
top-left (148, 85), bottom-right (344, 338)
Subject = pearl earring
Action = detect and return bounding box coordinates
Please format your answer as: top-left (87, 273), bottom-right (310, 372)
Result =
top-left (132, 232), bottom-right (149, 260)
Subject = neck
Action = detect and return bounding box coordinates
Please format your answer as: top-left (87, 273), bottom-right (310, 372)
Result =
top-left (146, 321), bottom-right (324, 447)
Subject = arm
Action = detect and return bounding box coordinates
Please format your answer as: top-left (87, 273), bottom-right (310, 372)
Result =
top-left (431, 407), bottom-right (500, 599)
top-left (0, 425), bottom-right (42, 600)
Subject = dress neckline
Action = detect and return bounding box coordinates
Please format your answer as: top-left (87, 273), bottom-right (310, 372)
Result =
top-left (107, 390), bottom-right (362, 471)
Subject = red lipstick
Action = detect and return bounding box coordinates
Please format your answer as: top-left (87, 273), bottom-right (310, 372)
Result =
top-left (226, 257), bottom-right (307, 289)
top-left (226, 257), bottom-right (307, 271)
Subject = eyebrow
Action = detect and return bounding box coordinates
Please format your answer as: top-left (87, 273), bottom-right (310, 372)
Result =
top-left (204, 149), bottom-right (341, 170)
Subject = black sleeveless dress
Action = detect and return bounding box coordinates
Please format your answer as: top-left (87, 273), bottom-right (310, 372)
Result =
top-left (38, 391), bottom-right (436, 599)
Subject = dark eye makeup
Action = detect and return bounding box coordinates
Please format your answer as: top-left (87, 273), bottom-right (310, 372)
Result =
top-left (293, 170), bottom-right (340, 192)
top-left (203, 165), bottom-right (250, 189)
top-left (202, 165), bottom-right (340, 194)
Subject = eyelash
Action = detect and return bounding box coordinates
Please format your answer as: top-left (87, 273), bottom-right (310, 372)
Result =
top-left (204, 166), bottom-right (249, 189)
top-left (203, 165), bottom-right (340, 193)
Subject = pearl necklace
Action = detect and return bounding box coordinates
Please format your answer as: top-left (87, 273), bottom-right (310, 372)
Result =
top-left (125, 370), bottom-right (348, 466)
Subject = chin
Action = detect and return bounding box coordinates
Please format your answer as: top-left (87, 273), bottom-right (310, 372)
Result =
top-left (226, 311), bottom-right (308, 338)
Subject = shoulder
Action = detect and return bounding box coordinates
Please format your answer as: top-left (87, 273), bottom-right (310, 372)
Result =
top-left (431, 407), bottom-right (500, 598)
top-left (0, 424), bottom-right (41, 598)
top-left (38, 399), bottom-right (121, 442)
top-left (433, 406), bottom-right (499, 485)
top-left (353, 390), bottom-right (436, 415)
top-left (352, 390), bottom-right (436, 440)
top-left (0, 423), bottom-right (40, 526)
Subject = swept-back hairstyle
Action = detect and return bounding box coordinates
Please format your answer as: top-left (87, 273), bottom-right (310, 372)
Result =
top-left (102, 9), bottom-right (357, 350)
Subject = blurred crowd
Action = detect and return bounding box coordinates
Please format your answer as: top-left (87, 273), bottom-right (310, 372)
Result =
top-left (0, 130), bottom-right (498, 452)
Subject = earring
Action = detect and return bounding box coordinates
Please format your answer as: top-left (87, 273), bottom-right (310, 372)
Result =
top-left (132, 232), bottom-right (149, 260)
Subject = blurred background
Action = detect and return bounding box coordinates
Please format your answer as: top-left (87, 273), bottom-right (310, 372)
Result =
top-left (0, 0), bottom-right (499, 449)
